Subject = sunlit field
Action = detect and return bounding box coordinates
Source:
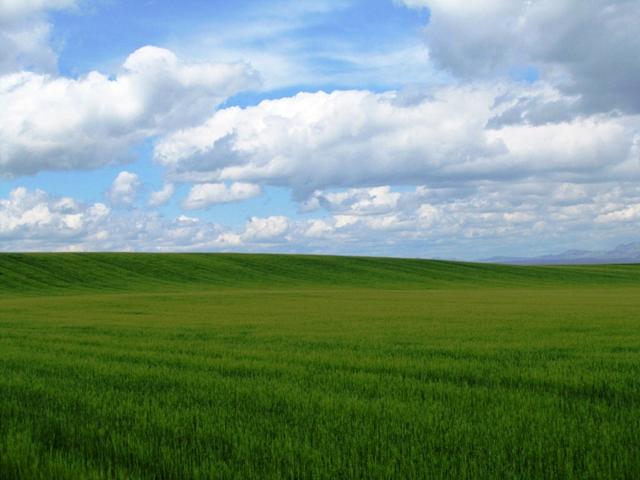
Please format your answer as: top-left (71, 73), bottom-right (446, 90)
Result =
top-left (1, 254), bottom-right (639, 479)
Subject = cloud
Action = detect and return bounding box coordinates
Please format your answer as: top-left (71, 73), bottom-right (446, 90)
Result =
top-left (397, 0), bottom-right (640, 114)
top-left (293, 182), bottom-right (640, 257)
top-left (156, 87), bottom-right (640, 197)
top-left (304, 186), bottom-right (402, 216)
top-left (0, 187), bottom-right (292, 252)
top-left (0, 0), bottom-right (78, 74)
top-left (107, 171), bottom-right (141, 206)
top-left (0, 0), bottom-right (77, 21)
top-left (596, 205), bottom-right (640, 224)
top-left (2, 182), bottom-right (639, 258)
top-left (0, 186), bottom-right (220, 252)
top-left (0, 187), bottom-right (109, 245)
top-left (0, 46), bottom-right (260, 177)
top-left (148, 183), bottom-right (175, 208)
top-left (183, 182), bottom-right (261, 210)
top-left (0, 20), bottom-right (57, 74)
top-left (243, 215), bottom-right (289, 240)
top-left (156, 87), bottom-right (497, 194)
top-left (214, 215), bottom-right (290, 247)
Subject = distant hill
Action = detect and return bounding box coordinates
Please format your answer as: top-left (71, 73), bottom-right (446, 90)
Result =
top-left (484, 242), bottom-right (640, 265)
top-left (0, 253), bottom-right (639, 295)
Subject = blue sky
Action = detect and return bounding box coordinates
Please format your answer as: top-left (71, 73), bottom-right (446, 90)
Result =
top-left (52, 0), bottom-right (431, 88)
top-left (0, 0), bottom-right (639, 257)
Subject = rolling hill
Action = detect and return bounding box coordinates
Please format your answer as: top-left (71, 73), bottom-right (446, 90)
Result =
top-left (1, 252), bottom-right (640, 294)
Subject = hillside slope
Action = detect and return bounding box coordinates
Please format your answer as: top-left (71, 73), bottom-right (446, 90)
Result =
top-left (1, 253), bottom-right (639, 294)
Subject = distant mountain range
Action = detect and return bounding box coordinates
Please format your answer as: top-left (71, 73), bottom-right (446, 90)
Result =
top-left (483, 242), bottom-right (640, 265)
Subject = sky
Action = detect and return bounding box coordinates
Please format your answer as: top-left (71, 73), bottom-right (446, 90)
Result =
top-left (0, 0), bottom-right (639, 259)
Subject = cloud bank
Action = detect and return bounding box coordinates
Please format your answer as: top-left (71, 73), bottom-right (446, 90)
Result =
top-left (156, 87), bottom-right (640, 196)
top-left (2, 181), bottom-right (639, 258)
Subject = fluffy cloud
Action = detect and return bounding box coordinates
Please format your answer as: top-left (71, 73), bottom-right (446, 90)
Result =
top-left (215, 215), bottom-right (289, 247)
top-left (107, 171), bottom-right (141, 206)
top-left (0, 187), bottom-right (292, 252)
top-left (183, 182), bottom-right (261, 210)
top-left (0, 187), bottom-right (109, 245)
top-left (0, 46), bottom-right (259, 177)
top-left (243, 216), bottom-right (289, 240)
top-left (295, 182), bottom-right (640, 257)
top-left (148, 183), bottom-right (175, 208)
top-left (398, 0), bottom-right (640, 114)
top-left (156, 87), bottom-right (640, 197)
top-left (155, 87), bottom-right (496, 193)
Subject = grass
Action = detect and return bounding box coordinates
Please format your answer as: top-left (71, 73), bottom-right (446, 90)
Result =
top-left (0, 253), bottom-right (639, 479)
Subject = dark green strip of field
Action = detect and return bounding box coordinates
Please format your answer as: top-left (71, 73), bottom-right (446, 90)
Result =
top-left (1, 254), bottom-right (639, 479)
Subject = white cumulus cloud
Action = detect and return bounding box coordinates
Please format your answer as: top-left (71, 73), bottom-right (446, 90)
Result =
top-left (0, 46), bottom-right (260, 177)
top-left (183, 182), bottom-right (261, 210)
top-left (107, 171), bottom-right (141, 206)
top-left (155, 87), bottom-right (640, 197)
top-left (243, 215), bottom-right (289, 240)
top-left (148, 183), bottom-right (175, 208)
top-left (0, 187), bottom-right (110, 245)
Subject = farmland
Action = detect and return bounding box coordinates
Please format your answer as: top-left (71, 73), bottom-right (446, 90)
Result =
top-left (0, 253), bottom-right (639, 479)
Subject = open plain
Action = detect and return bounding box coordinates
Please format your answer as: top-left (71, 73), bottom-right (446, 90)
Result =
top-left (1, 253), bottom-right (639, 479)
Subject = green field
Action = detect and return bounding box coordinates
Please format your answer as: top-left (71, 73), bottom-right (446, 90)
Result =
top-left (1, 253), bottom-right (639, 479)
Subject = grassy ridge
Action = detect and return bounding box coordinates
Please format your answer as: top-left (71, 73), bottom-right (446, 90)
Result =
top-left (1, 254), bottom-right (639, 478)
top-left (1, 252), bottom-right (639, 294)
